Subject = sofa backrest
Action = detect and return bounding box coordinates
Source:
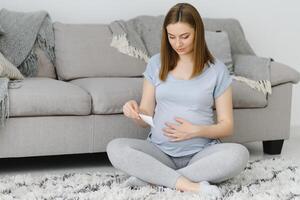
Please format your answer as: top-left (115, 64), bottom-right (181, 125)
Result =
top-left (54, 22), bottom-right (146, 81)
top-left (54, 18), bottom-right (254, 80)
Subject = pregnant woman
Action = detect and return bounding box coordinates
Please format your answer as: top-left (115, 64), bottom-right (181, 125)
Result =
top-left (107, 3), bottom-right (249, 198)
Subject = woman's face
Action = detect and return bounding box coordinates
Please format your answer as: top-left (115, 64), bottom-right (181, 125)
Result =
top-left (166, 22), bottom-right (195, 56)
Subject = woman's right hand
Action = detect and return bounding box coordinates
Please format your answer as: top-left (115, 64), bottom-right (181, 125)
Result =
top-left (123, 100), bottom-right (140, 119)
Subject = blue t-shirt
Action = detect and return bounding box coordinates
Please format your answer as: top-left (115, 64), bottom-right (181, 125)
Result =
top-left (143, 53), bottom-right (232, 157)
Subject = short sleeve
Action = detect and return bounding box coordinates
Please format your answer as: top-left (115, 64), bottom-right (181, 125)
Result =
top-left (142, 54), bottom-right (160, 86)
top-left (213, 60), bottom-right (233, 98)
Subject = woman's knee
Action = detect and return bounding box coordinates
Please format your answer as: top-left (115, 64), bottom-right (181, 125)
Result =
top-left (227, 143), bottom-right (250, 172)
top-left (234, 144), bottom-right (249, 165)
top-left (106, 138), bottom-right (127, 154)
top-left (210, 144), bottom-right (249, 183)
top-left (106, 138), bottom-right (129, 165)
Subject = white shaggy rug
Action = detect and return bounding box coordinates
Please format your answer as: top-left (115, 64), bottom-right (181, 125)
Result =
top-left (0, 157), bottom-right (299, 200)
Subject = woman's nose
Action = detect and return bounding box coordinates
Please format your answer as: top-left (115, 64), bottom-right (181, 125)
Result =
top-left (175, 39), bottom-right (182, 48)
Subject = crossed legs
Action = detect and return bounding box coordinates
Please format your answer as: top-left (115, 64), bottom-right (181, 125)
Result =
top-left (106, 138), bottom-right (249, 191)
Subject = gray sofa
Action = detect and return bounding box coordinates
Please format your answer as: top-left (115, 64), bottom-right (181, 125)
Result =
top-left (0, 18), bottom-right (299, 158)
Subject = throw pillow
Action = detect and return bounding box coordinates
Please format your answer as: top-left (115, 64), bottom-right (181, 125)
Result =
top-left (0, 52), bottom-right (24, 80)
top-left (35, 47), bottom-right (57, 79)
top-left (205, 30), bottom-right (233, 74)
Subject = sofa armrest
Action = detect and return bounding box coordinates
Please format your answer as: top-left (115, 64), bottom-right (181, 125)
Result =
top-left (270, 61), bottom-right (300, 86)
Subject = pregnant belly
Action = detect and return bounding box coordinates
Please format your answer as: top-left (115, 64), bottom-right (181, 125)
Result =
top-left (150, 105), bottom-right (214, 144)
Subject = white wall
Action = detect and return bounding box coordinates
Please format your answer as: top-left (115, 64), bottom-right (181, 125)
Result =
top-left (1, 0), bottom-right (300, 127)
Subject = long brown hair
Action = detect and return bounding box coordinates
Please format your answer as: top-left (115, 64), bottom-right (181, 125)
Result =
top-left (160, 3), bottom-right (214, 81)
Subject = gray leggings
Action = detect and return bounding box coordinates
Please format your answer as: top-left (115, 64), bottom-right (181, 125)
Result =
top-left (106, 138), bottom-right (249, 189)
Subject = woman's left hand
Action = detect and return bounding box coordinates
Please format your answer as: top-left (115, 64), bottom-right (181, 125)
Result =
top-left (163, 117), bottom-right (199, 142)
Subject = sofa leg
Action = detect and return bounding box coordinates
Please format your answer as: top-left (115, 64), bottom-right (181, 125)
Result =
top-left (263, 140), bottom-right (284, 155)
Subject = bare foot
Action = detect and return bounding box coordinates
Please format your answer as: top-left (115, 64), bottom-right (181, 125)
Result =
top-left (175, 176), bottom-right (200, 192)
top-left (175, 176), bottom-right (222, 198)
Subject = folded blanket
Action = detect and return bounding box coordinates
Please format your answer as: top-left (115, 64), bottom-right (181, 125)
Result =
top-left (108, 15), bottom-right (272, 95)
top-left (0, 8), bottom-right (55, 77)
top-left (0, 78), bottom-right (9, 127)
top-left (0, 78), bottom-right (23, 127)
top-left (0, 9), bottom-right (54, 127)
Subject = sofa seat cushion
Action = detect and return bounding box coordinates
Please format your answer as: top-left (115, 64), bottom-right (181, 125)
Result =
top-left (71, 77), bottom-right (266, 115)
top-left (9, 78), bottom-right (91, 117)
top-left (70, 78), bottom-right (143, 114)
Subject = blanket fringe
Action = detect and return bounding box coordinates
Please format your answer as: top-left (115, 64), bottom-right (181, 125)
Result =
top-left (232, 75), bottom-right (272, 95)
top-left (17, 33), bottom-right (55, 77)
top-left (36, 34), bottom-right (55, 65)
top-left (18, 50), bottom-right (38, 77)
top-left (111, 34), bottom-right (149, 63)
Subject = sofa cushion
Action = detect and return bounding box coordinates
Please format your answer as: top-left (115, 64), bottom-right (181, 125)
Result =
top-left (205, 31), bottom-right (233, 73)
top-left (203, 18), bottom-right (255, 55)
top-left (54, 22), bottom-right (146, 81)
top-left (70, 78), bottom-right (143, 114)
top-left (35, 48), bottom-right (57, 79)
top-left (0, 51), bottom-right (24, 80)
top-left (71, 77), bottom-right (266, 115)
top-left (9, 77), bottom-right (91, 117)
